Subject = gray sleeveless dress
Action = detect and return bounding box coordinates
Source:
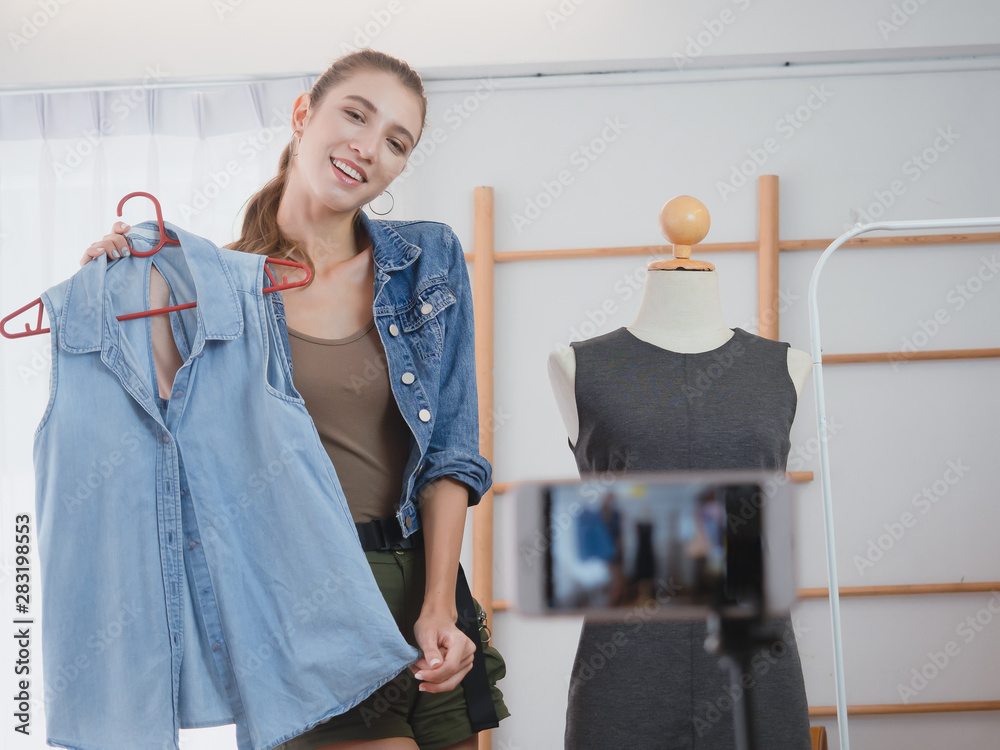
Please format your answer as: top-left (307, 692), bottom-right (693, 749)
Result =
top-left (564, 326), bottom-right (812, 750)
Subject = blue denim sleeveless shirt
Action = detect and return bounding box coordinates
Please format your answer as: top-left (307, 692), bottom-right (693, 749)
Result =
top-left (33, 220), bottom-right (421, 750)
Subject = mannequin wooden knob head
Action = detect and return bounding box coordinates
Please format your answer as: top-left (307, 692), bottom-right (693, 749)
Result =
top-left (648, 195), bottom-right (715, 271)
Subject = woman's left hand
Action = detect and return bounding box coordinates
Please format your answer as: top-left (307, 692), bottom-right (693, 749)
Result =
top-left (410, 610), bottom-right (476, 693)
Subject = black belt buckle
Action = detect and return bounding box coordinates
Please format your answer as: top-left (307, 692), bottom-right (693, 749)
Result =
top-left (356, 516), bottom-right (420, 551)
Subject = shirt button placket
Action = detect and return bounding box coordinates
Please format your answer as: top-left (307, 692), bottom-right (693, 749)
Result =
top-left (167, 372), bottom-right (193, 699)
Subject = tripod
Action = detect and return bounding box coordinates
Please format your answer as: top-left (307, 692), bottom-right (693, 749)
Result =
top-left (703, 611), bottom-right (786, 750)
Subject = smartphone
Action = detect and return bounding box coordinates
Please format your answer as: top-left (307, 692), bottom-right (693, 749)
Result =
top-left (507, 470), bottom-right (796, 622)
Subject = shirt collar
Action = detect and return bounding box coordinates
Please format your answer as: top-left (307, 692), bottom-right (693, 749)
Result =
top-left (60, 219), bottom-right (245, 353)
top-left (357, 210), bottom-right (422, 273)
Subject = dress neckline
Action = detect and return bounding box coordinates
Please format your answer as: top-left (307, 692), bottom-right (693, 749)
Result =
top-left (620, 326), bottom-right (742, 355)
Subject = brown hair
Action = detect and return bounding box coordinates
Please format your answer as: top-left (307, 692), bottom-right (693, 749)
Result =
top-left (224, 48), bottom-right (427, 287)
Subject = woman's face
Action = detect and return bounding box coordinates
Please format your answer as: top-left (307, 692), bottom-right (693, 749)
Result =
top-left (292, 69), bottom-right (423, 213)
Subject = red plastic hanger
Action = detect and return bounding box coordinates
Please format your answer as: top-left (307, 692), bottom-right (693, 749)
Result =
top-left (1, 191), bottom-right (311, 339)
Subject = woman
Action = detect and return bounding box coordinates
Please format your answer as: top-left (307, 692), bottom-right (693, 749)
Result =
top-left (81, 48), bottom-right (510, 750)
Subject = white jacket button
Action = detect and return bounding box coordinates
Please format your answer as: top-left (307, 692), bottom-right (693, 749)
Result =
top-left (418, 408), bottom-right (431, 422)
top-left (420, 302), bottom-right (432, 315)
top-left (401, 371), bottom-right (415, 385)
top-left (388, 323), bottom-right (400, 336)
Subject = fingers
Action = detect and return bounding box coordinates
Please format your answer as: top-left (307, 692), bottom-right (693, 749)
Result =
top-left (79, 223), bottom-right (132, 266)
top-left (419, 644), bottom-right (444, 672)
top-left (414, 651), bottom-right (475, 694)
top-left (410, 630), bottom-right (478, 694)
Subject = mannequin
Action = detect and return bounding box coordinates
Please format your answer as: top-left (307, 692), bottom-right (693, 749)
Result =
top-left (549, 197), bottom-right (812, 435)
top-left (547, 196), bottom-right (813, 749)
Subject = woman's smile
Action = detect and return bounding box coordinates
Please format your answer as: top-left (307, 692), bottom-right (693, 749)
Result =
top-left (331, 157), bottom-right (367, 184)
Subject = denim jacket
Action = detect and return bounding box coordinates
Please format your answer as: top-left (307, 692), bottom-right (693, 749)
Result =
top-left (33, 221), bottom-right (420, 750)
top-left (349, 210), bottom-right (493, 538)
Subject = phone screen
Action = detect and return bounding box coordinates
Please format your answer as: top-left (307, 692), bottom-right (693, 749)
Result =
top-left (544, 479), bottom-right (763, 614)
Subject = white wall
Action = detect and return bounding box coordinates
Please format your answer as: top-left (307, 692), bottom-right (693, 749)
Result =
top-left (2, 0), bottom-right (1000, 87)
top-left (417, 60), bottom-right (1000, 750)
top-left (2, 2), bottom-right (1000, 749)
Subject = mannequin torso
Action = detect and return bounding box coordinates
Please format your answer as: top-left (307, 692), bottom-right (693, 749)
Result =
top-left (547, 269), bottom-right (812, 445)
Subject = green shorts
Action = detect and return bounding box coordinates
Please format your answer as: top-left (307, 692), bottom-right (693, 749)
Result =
top-left (276, 548), bottom-right (510, 750)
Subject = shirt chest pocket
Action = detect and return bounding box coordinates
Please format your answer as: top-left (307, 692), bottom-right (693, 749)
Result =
top-left (396, 281), bottom-right (456, 364)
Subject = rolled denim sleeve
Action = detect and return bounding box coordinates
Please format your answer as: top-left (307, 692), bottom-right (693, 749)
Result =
top-left (410, 228), bottom-right (493, 508)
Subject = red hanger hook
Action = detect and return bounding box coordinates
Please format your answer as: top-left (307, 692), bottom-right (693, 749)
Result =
top-left (1, 297), bottom-right (48, 339)
top-left (117, 192), bottom-right (181, 257)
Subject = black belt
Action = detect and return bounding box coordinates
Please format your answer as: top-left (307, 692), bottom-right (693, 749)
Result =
top-left (356, 516), bottom-right (420, 551)
top-left (355, 516), bottom-right (500, 732)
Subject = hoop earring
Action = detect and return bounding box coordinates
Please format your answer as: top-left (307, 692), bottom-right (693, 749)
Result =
top-left (289, 132), bottom-right (300, 157)
top-left (367, 190), bottom-right (394, 216)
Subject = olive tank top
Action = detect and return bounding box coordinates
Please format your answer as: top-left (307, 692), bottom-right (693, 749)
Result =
top-left (286, 317), bottom-right (411, 524)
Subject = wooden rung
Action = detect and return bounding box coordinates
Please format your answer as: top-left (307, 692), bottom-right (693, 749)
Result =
top-left (782, 232), bottom-right (1000, 252)
top-left (493, 582), bottom-right (1000, 612)
top-left (824, 348), bottom-right (1000, 364)
top-left (462, 232), bottom-right (1000, 263)
top-left (809, 700), bottom-right (1000, 716)
top-left (799, 582), bottom-right (1000, 598)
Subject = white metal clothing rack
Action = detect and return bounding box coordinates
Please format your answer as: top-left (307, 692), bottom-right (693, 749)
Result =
top-left (807, 216), bottom-right (1000, 750)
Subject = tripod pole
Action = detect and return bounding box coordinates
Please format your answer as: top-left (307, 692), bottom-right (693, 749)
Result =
top-left (705, 614), bottom-right (768, 750)
top-left (716, 649), bottom-right (756, 750)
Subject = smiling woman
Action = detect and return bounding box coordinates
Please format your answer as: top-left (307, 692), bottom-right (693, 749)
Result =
top-left (226, 49), bottom-right (511, 750)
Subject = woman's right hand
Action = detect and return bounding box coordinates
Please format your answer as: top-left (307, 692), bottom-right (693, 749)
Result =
top-left (79, 221), bottom-right (132, 266)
